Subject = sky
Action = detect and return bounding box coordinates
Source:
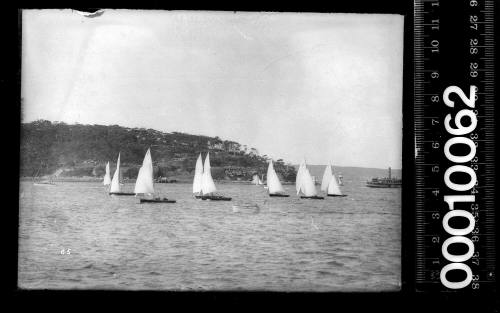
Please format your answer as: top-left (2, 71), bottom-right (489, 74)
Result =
top-left (22, 10), bottom-right (404, 168)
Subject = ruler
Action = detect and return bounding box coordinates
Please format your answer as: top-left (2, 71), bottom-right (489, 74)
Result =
top-left (414, 0), bottom-right (495, 291)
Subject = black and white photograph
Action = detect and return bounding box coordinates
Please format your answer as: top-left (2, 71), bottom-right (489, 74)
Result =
top-left (19, 9), bottom-right (404, 291)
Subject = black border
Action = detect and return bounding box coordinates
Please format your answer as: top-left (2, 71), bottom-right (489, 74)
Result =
top-left (4, 1), bottom-right (498, 311)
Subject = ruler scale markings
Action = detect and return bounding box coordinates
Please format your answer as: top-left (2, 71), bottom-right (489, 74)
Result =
top-left (414, 0), bottom-right (495, 291)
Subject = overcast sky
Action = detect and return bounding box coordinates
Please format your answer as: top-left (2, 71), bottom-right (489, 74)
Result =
top-left (22, 10), bottom-right (404, 168)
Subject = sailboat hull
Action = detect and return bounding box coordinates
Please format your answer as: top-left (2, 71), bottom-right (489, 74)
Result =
top-left (327, 194), bottom-right (347, 197)
top-left (201, 195), bottom-right (232, 201)
top-left (269, 193), bottom-right (289, 197)
top-left (34, 182), bottom-right (56, 186)
top-left (109, 192), bottom-right (136, 196)
top-left (140, 198), bottom-right (176, 203)
top-left (300, 196), bottom-right (325, 200)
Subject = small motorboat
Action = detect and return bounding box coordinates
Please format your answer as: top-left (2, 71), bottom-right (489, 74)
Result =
top-left (327, 194), bottom-right (348, 197)
top-left (140, 197), bottom-right (176, 204)
top-left (300, 196), bottom-right (325, 200)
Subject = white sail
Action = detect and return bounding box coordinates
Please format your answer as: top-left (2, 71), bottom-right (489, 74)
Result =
top-left (295, 161), bottom-right (306, 195)
top-left (193, 153), bottom-right (203, 193)
top-left (302, 167), bottom-right (318, 197)
top-left (110, 153), bottom-right (121, 193)
top-left (321, 164), bottom-right (333, 192)
top-left (201, 152), bottom-right (217, 195)
top-left (134, 148), bottom-right (155, 195)
top-left (103, 162), bottom-right (111, 185)
top-left (267, 160), bottom-right (285, 194)
top-left (328, 174), bottom-right (343, 195)
top-left (338, 173), bottom-right (343, 185)
top-left (252, 174), bottom-right (260, 185)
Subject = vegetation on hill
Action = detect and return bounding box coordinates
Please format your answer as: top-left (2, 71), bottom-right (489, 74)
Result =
top-left (20, 120), bottom-right (297, 182)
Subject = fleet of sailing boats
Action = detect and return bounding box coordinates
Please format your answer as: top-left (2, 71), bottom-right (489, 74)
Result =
top-left (97, 151), bottom-right (351, 203)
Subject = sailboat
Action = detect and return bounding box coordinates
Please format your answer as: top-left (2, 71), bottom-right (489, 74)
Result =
top-left (337, 173), bottom-right (344, 186)
top-left (103, 162), bottom-right (111, 186)
top-left (135, 148), bottom-right (175, 203)
top-left (193, 153), bottom-right (204, 199)
top-left (199, 152), bottom-right (231, 201)
top-left (251, 174), bottom-right (264, 185)
top-left (108, 153), bottom-right (135, 196)
top-left (251, 174), bottom-right (260, 185)
top-left (321, 164), bottom-right (347, 197)
top-left (33, 163), bottom-right (56, 186)
top-left (267, 160), bottom-right (289, 197)
top-left (296, 159), bottom-right (324, 199)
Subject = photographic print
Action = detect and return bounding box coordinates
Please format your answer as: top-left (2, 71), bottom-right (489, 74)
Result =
top-left (19, 10), bottom-right (404, 291)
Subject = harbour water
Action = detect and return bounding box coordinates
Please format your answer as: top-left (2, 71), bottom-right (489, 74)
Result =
top-left (18, 178), bottom-right (401, 291)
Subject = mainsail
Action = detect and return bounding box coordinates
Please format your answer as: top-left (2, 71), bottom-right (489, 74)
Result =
top-left (193, 153), bottom-right (203, 193)
top-left (321, 164), bottom-right (333, 192)
top-left (267, 160), bottom-right (285, 194)
top-left (201, 152), bottom-right (217, 195)
top-left (110, 153), bottom-right (121, 193)
top-left (295, 160), bottom-right (306, 195)
top-left (134, 148), bottom-right (155, 195)
top-left (302, 167), bottom-right (318, 197)
top-left (328, 174), bottom-right (343, 195)
top-left (103, 162), bottom-right (111, 185)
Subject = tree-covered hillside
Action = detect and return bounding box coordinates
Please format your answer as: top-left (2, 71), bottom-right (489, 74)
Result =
top-left (20, 120), bottom-right (296, 182)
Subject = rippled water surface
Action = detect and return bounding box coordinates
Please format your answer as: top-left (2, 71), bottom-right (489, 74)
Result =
top-left (19, 179), bottom-right (401, 291)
